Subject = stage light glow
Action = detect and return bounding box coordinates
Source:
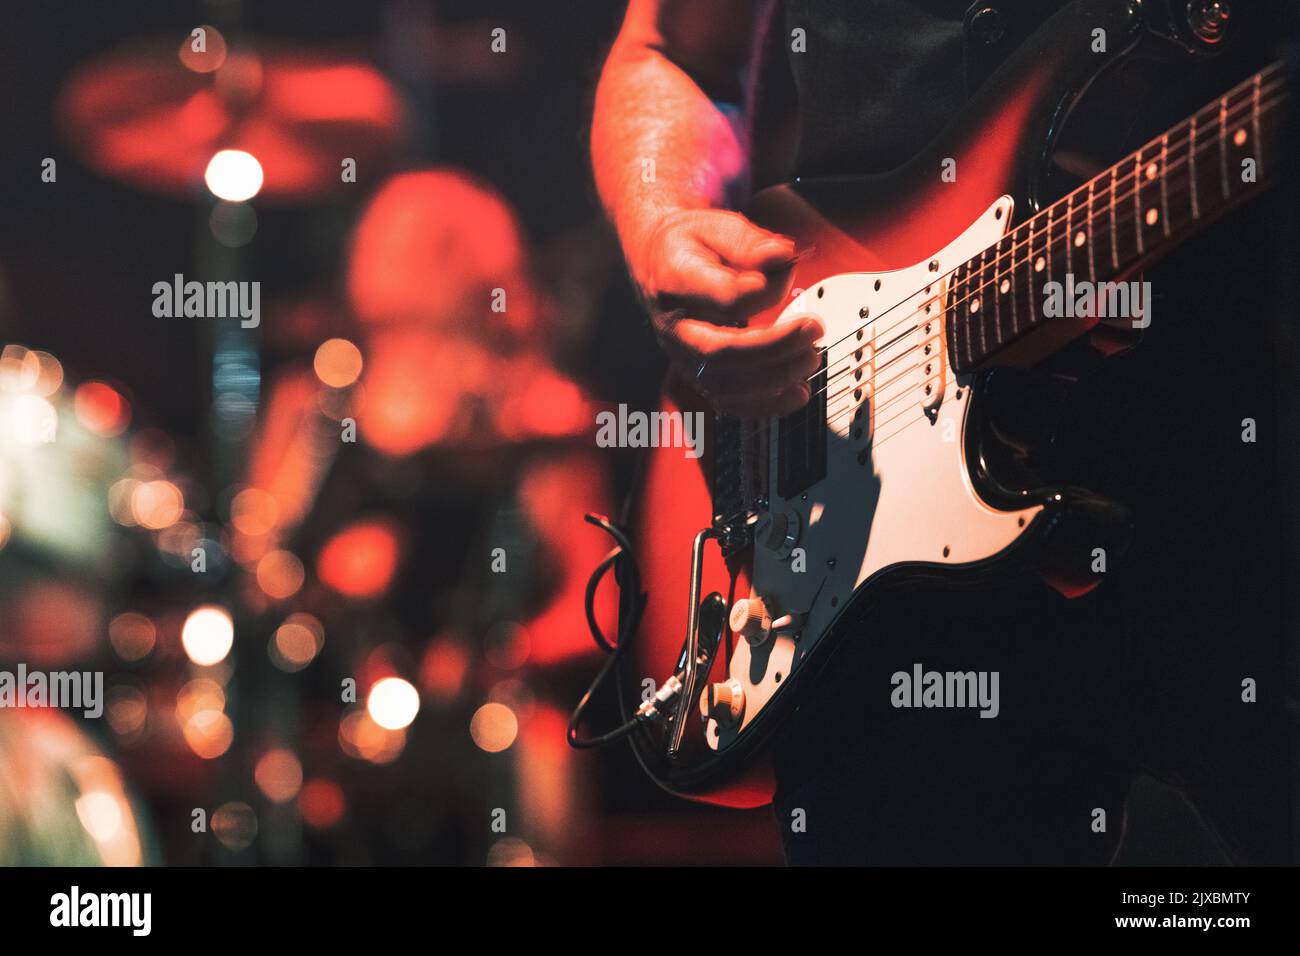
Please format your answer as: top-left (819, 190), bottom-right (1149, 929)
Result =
top-left (106, 685), bottom-right (148, 740)
top-left (470, 702), bottom-right (518, 753)
top-left (299, 779), bottom-right (346, 830)
top-left (255, 748), bottom-right (304, 804)
top-left (270, 613), bottom-right (323, 672)
top-left (178, 24), bottom-right (227, 73)
top-left (181, 605), bottom-right (234, 666)
top-left (182, 709), bottom-right (233, 759)
top-left (367, 677), bottom-right (420, 730)
top-left (211, 801), bottom-right (258, 851)
top-left (0, 345), bottom-right (37, 392)
top-left (317, 520), bottom-right (400, 598)
top-left (204, 149), bottom-right (264, 201)
top-left (131, 479), bottom-right (184, 530)
top-left (176, 678), bottom-right (226, 722)
top-left (487, 837), bottom-right (536, 867)
top-left (230, 487), bottom-right (279, 536)
top-left (74, 381), bottom-right (130, 436)
top-left (75, 790), bottom-right (124, 843)
top-left (420, 638), bottom-right (469, 700)
top-left (338, 710), bottom-right (406, 764)
top-left (108, 612), bottom-right (156, 662)
top-left (313, 338), bottom-right (364, 388)
top-left (12, 394), bottom-right (58, 445)
top-left (255, 549), bottom-right (305, 600)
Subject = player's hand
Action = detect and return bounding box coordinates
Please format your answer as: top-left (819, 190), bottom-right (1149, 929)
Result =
top-left (632, 208), bottom-right (823, 417)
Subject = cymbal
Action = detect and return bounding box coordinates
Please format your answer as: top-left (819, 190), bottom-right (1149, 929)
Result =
top-left (57, 38), bottom-right (404, 202)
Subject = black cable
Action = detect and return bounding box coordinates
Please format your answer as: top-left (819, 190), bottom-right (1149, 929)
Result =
top-left (567, 513), bottom-right (647, 749)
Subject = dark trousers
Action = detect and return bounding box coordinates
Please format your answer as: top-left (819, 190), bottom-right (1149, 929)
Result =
top-left (772, 574), bottom-right (1294, 866)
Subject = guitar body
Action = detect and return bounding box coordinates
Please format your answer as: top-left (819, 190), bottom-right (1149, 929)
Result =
top-left (623, 0), bottom-right (1268, 806)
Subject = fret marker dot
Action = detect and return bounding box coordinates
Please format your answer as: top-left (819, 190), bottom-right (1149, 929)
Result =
top-left (999, 279), bottom-right (1010, 294)
top-left (1233, 129), bottom-right (1247, 147)
top-left (1145, 208), bottom-right (1159, 227)
top-left (970, 298), bottom-right (981, 314)
top-left (1034, 256), bottom-right (1045, 273)
top-left (1073, 230), bottom-right (1086, 248)
top-left (1145, 162), bottom-right (1159, 181)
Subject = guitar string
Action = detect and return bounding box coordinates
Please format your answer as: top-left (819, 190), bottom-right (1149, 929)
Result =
top-left (706, 74), bottom-right (1285, 428)
top-left (823, 143), bottom-right (1280, 441)
top-left (808, 77), bottom-right (1287, 398)
top-left (722, 80), bottom-right (1288, 475)
top-left (802, 64), bottom-right (1285, 376)
top-left (717, 70), bottom-right (1287, 479)
top-left (761, 87), bottom-right (1288, 458)
top-left (764, 82), bottom-right (1287, 438)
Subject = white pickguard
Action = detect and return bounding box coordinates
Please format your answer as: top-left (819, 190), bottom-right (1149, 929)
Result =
top-left (706, 196), bottom-right (1044, 750)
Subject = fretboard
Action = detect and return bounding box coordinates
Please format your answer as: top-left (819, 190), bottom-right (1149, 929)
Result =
top-left (948, 62), bottom-right (1289, 373)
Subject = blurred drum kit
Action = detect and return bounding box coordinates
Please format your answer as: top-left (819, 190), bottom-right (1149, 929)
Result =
top-left (0, 12), bottom-right (606, 864)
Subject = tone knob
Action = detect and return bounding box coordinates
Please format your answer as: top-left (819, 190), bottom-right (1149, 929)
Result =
top-left (755, 510), bottom-right (800, 560)
top-left (729, 597), bottom-right (772, 645)
top-left (698, 678), bottom-right (745, 727)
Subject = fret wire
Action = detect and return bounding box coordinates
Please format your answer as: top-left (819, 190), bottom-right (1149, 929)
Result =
top-left (1133, 153), bottom-right (1144, 256)
top-left (752, 70), bottom-right (1287, 454)
top-left (990, 242), bottom-right (1003, 347)
top-left (1003, 232), bottom-right (1013, 335)
top-left (962, 263), bottom-right (973, 370)
top-left (1159, 133), bottom-right (1171, 238)
top-left (1046, 206), bottom-right (1053, 283)
top-left (1252, 73), bottom-right (1263, 179)
top-left (890, 78), bottom-right (1285, 371)
top-left (1066, 188), bottom-right (1074, 278)
top-left (1086, 178), bottom-right (1096, 280)
top-left (1189, 115), bottom-right (1200, 219)
top-left (1109, 166), bottom-right (1119, 271)
top-left (1218, 95), bottom-right (1230, 199)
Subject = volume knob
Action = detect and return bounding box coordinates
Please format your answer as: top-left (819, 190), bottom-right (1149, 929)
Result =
top-left (729, 597), bottom-right (772, 645)
top-left (698, 678), bottom-right (745, 727)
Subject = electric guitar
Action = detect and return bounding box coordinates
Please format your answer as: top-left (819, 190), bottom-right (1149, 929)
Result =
top-left (621, 0), bottom-right (1292, 807)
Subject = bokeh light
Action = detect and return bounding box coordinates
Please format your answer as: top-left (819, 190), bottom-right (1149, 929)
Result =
top-left (108, 612), bottom-right (156, 662)
top-left (299, 779), bottom-right (346, 830)
top-left (177, 24), bottom-right (227, 73)
top-left (205, 149), bottom-right (264, 202)
top-left (211, 801), bottom-right (258, 851)
top-left (366, 677), bottom-right (420, 731)
top-left (11, 394), bottom-right (58, 445)
top-left (131, 479), bottom-right (184, 530)
top-left (313, 338), bottom-right (364, 388)
top-left (74, 381), bottom-right (130, 436)
top-left (254, 748), bottom-right (304, 804)
top-left (338, 710), bottom-right (406, 764)
top-left (469, 702), bottom-right (518, 753)
top-left (255, 549), bottom-right (305, 600)
top-left (230, 487), bottom-right (279, 537)
top-left (181, 605), bottom-right (234, 666)
top-left (317, 519), bottom-right (400, 599)
top-left (181, 709), bottom-right (234, 759)
top-left (269, 613), bottom-right (324, 672)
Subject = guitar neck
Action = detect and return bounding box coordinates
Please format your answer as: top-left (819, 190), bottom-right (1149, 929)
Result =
top-left (950, 62), bottom-right (1290, 373)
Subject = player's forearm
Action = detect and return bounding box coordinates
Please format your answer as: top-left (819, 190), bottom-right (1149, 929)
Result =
top-left (591, 33), bottom-right (751, 270)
